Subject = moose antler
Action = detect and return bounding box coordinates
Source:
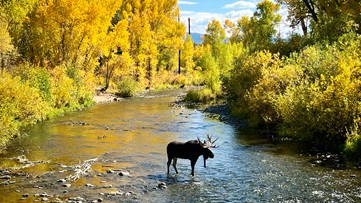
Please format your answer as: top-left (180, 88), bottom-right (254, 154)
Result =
top-left (198, 133), bottom-right (219, 148)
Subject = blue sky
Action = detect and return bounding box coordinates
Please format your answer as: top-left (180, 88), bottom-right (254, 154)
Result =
top-left (177, 0), bottom-right (293, 37)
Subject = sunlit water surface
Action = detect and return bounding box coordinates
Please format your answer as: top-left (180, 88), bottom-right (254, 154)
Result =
top-left (1, 89), bottom-right (361, 202)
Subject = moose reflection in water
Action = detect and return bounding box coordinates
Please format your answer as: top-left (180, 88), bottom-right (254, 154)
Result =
top-left (167, 133), bottom-right (219, 176)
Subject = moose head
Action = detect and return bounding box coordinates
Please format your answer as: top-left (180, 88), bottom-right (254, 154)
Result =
top-left (167, 133), bottom-right (219, 176)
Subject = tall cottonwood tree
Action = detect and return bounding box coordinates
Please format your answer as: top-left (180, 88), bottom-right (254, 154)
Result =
top-left (276, 0), bottom-right (309, 36)
top-left (278, 0), bottom-right (361, 41)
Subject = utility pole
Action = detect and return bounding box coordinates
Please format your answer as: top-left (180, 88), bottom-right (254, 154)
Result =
top-left (188, 17), bottom-right (191, 35)
top-left (178, 15), bottom-right (181, 74)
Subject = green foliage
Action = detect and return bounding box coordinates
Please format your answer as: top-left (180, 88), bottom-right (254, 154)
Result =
top-left (1, 0), bottom-right (361, 159)
top-left (65, 64), bottom-right (94, 106)
top-left (116, 77), bottom-right (141, 97)
top-left (312, 15), bottom-right (359, 43)
top-left (0, 63), bottom-right (95, 146)
top-left (17, 65), bottom-right (52, 102)
top-left (197, 51), bottom-right (221, 95)
top-left (203, 20), bottom-right (226, 47)
top-left (344, 121), bottom-right (361, 159)
top-left (228, 33), bottom-right (361, 150)
top-left (231, 0), bottom-right (281, 52)
top-left (184, 88), bottom-right (216, 103)
top-left (0, 71), bottom-right (49, 145)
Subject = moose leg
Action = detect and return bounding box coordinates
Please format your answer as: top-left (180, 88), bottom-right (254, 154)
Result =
top-left (172, 158), bottom-right (178, 174)
top-left (167, 157), bottom-right (172, 174)
top-left (190, 159), bottom-right (197, 176)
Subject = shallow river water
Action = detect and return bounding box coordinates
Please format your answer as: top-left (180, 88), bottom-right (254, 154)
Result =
top-left (1, 89), bottom-right (361, 202)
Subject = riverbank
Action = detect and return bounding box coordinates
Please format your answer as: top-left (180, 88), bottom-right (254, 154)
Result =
top-left (93, 93), bottom-right (121, 103)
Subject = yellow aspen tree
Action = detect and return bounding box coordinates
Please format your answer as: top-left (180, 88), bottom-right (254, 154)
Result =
top-left (98, 18), bottom-right (131, 90)
top-left (181, 35), bottom-right (195, 74)
top-left (23, 0), bottom-right (122, 68)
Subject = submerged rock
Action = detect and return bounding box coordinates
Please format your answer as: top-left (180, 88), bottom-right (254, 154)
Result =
top-left (157, 182), bottom-right (167, 189)
top-left (91, 198), bottom-right (103, 203)
top-left (0, 170), bottom-right (10, 175)
top-left (85, 183), bottom-right (95, 187)
top-left (62, 183), bottom-right (71, 188)
top-left (1, 180), bottom-right (16, 185)
top-left (57, 179), bottom-right (66, 183)
top-left (118, 171), bottom-right (130, 176)
top-left (0, 175), bottom-right (11, 179)
top-left (66, 196), bottom-right (86, 203)
top-left (40, 192), bottom-right (49, 197)
top-left (106, 170), bottom-right (114, 174)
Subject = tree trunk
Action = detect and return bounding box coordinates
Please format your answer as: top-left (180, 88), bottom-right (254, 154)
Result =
top-left (300, 18), bottom-right (308, 36)
top-left (302, 0), bottom-right (318, 23)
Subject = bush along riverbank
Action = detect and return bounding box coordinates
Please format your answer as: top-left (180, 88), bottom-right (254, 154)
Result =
top-left (225, 33), bottom-right (361, 160)
top-left (0, 64), bottom-right (95, 150)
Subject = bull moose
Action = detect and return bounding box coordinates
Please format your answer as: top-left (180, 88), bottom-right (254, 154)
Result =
top-left (167, 133), bottom-right (219, 176)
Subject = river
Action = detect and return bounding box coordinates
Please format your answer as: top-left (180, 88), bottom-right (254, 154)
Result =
top-left (1, 89), bottom-right (361, 202)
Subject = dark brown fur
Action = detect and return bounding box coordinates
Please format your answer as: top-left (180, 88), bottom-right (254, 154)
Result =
top-left (166, 140), bottom-right (214, 176)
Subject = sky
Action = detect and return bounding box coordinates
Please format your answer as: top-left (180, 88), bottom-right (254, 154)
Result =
top-left (177, 0), bottom-right (295, 38)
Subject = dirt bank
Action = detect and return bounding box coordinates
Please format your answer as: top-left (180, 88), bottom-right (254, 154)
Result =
top-left (93, 93), bottom-right (121, 103)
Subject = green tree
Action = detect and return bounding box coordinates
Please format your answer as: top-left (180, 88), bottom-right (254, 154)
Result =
top-left (233, 0), bottom-right (281, 52)
top-left (276, 0), bottom-right (309, 36)
top-left (203, 19), bottom-right (226, 47)
top-left (279, 0), bottom-right (361, 42)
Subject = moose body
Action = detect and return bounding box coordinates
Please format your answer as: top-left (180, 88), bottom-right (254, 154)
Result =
top-left (167, 135), bottom-right (218, 176)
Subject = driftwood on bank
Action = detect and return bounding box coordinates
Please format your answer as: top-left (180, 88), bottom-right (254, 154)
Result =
top-left (66, 157), bottom-right (99, 181)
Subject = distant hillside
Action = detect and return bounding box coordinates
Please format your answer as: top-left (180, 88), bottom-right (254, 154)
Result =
top-left (190, 33), bottom-right (203, 44)
top-left (188, 33), bottom-right (229, 44)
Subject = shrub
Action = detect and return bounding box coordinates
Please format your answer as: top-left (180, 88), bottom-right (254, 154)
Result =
top-left (184, 88), bottom-right (216, 103)
top-left (117, 77), bottom-right (141, 97)
top-left (184, 89), bottom-right (201, 102)
top-left (201, 52), bottom-right (221, 95)
top-left (344, 120), bottom-right (361, 159)
top-left (227, 51), bottom-right (275, 122)
top-left (51, 66), bottom-right (76, 108)
top-left (274, 36), bottom-right (361, 145)
top-left (65, 64), bottom-right (94, 106)
top-left (187, 68), bottom-right (204, 86)
top-left (227, 33), bottom-right (361, 150)
top-left (12, 64), bottom-right (53, 102)
top-left (0, 72), bottom-right (48, 145)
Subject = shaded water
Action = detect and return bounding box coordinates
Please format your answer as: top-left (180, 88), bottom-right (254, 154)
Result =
top-left (1, 89), bottom-right (361, 202)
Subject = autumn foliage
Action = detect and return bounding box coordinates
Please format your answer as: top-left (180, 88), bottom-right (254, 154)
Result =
top-left (0, 0), bottom-right (185, 146)
top-left (1, 0), bottom-right (361, 157)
